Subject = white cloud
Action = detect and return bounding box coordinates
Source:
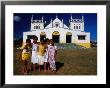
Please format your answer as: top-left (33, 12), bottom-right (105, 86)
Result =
top-left (14, 16), bottom-right (21, 22)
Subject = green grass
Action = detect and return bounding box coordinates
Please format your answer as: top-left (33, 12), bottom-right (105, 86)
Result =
top-left (14, 47), bottom-right (97, 75)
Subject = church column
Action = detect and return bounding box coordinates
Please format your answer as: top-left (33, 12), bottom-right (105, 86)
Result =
top-left (51, 19), bottom-right (53, 28)
top-left (82, 14), bottom-right (84, 31)
top-left (62, 19), bottom-right (64, 28)
top-left (37, 34), bottom-right (40, 42)
top-left (60, 31), bottom-right (66, 43)
top-left (45, 31), bottom-right (52, 39)
top-left (23, 32), bottom-right (28, 43)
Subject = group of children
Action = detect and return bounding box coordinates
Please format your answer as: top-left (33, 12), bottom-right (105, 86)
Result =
top-left (19, 36), bottom-right (57, 75)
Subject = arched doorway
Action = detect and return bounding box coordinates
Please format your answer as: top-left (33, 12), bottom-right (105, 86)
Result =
top-left (40, 32), bottom-right (46, 41)
top-left (52, 31), bottom-right (60, 43)
top-left (66, 32), bottom-right (72, 43)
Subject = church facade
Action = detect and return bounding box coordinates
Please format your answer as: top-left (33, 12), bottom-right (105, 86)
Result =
top-left (23, 14), bottom-right (91, 48)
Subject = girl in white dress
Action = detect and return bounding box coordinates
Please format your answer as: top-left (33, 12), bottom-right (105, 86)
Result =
top-left (31, 37), bottom-right (39, 72)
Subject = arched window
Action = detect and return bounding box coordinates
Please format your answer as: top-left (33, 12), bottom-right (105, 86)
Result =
top-left (79, 26), bottom-right (80, 29)
top-left (52, 31), bottom-right (60, 43)
top-left (35, 26), bottom-right (40, 29)
top-left (54, 22), bottom-right (59, 28)
top-left (76, 26), bottom-right (78, 29)
top-left (40, 32), bottom-right (46, 41)
top-left (36, 26), bottom-right (38, 29)
top-left (34, 26), bottom-right (36, 29)
top-left (66, 32), bottom-right (72, 43)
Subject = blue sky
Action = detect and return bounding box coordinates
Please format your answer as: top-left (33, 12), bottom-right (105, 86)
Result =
top-left (14, 13), bottom-right (97, 41)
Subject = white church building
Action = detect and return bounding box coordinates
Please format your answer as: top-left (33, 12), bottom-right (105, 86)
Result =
top-left (23, 14), bottom-right (91, 48)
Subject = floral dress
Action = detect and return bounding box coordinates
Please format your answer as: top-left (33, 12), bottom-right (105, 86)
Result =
top-left (22, 49), bottom-right (30, 61)
top-left (48, 45), bottom-right (57, 70)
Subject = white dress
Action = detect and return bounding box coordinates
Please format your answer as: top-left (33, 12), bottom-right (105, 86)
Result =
top-left (44, 45), bottom-right (50, 62)
top-left (31, 43), bottom-right (38, 64)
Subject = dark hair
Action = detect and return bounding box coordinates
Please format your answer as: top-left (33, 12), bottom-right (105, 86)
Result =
top-left (50, 39), bottom-right (53, 42)
top-left (24, 45), bottom-right (28, 49)
top-left (40, 39), bottom-right (44, 42)
top-left (26, 39), bottom-right (31, 43)
top-left (33, 36), bottom-right (38, 40)
top-left (43, 38), bottom-right (49, 43)
top-left (45, 38), bottom-right (49, 42)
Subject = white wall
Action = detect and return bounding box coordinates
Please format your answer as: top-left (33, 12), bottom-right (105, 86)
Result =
top-left (23, 29), bottom-right (90, 44)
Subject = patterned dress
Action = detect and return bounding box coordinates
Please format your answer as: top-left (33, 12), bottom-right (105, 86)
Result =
top-left (22, 49), bottom-right (30, 61)
top-left (48, 45), bottom-right (57, 70)
top-left (31, 43), bottom-right (38, 64)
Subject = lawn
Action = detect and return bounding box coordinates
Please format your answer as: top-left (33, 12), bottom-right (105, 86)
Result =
top-left (14, 45), bottom-right (97, 75)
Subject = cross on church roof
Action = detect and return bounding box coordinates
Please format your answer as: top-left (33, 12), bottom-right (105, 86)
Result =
top-left (56, 14), bottom-right (58, 18)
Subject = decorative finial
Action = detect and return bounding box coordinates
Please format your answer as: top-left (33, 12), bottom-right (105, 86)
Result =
top-left (69, 19), bottom-right (70, 23)
top-left (56, 14), bottom-right (58, 18)
top-left (45, 21), bottom-right (46, 24)
top-left (82, 13), bottom-right (84, 21)
top-left (51, 19), bottom-right (52, 22)
top-left (62, 19), bottom-right (63, 22)
top-left (42, 16), bottom-right (44, 22)
top-left (70, 14), bottom-right (72, 21)
top-left (31, 14), bottom-right (34, 21)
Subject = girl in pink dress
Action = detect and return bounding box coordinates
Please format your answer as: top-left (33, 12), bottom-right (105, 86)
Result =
top-left (48, 40), bottom-right (57, 71)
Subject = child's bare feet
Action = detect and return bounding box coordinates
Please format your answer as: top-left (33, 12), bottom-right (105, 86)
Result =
top-left (34, 70), bottom-right (36, 73)
top-left (34, 67), bottom-right (36, 73)
top-left (44, 69), bottom-right (46, 72)
top-left (39, 68), bottom-right (41, 72)
top-left (24, 72), bottom-right (27, 75)
top-left (48, 67), bottom-right (50, 71)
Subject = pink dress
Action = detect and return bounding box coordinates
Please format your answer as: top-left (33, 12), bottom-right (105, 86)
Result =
top-left (48, 45), bottom-right (57, 70)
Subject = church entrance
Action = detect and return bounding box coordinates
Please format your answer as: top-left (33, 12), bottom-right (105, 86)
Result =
top-left (52, 31), bottom-right (60, 43)
top-left (27, 35), bottom-right (36, 39)
top-left (66, 32), bottom-right (72, 43)
top-left (40, 32), bottom-right (46, 41)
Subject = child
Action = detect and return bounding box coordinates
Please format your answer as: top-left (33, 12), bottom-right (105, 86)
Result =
top-left (31, 36), bottom-right (39, 72)
top-left (48, 39), bottom-right (57, 72)
top-left (38, 40), bottom-right (46, 72)
top-left (21, 45), bottom-right (30, 75)
top-left (19, 39), bottom-right (32, 75)
top-left (44, 38), bottom-right (50, 72)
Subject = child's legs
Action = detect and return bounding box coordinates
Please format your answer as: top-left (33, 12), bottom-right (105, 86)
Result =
top-left (31, 63), bottom-right (33, 69)
top-left (24, 60), bottom-right (27, 73)
top-left (22, 60), bottom-right (25, 74)
top-left (22, 60), bottom-right (27, 74)
top-left (48, 62), bottom-right (50, 70)
top-left (38, 65), bottom-right (41, 71)
top-left (34, 63), bottom-right (36, 72)
top-left (44, 62), bottom-right (47, 72)
top-left (52, 62), bottom-right (56, 71)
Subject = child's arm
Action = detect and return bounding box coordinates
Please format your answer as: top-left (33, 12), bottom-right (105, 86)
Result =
top-left (19, 49), bottom-right (22, 61)
top-left (37, 45), bottom-right (39, 52)
top-left (54, 46), bottom-right (57, 60)
top-left (44, 44), bottom-right (47, 52)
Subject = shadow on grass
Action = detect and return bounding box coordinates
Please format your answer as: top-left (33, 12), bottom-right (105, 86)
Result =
top-left (56, 62), bottom-right (64, 71)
